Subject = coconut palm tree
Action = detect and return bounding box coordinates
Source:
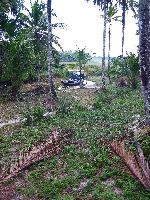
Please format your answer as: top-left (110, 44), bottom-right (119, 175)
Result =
top-left (107, 5), bottom-right (121, 83)
top-left (110, 0), bottom-right (138, 56)
top-left (19, 1), bottom-right (48, 82)
top-left (90, 0), bottom-right (113, 88)
top-left (18, 1), bottom-right (64, 84)
top-left (87, 0), bottom-right (137, 86)
top-left (139, 0), bottom-right (150, 125)
top-left (119, 0), bottom-right (127, 56)
top-left (101, 0), bottom-right (107, 88)
top-left (47, 0), bottom-right (57, 99)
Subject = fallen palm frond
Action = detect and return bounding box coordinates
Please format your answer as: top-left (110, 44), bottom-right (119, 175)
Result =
top-left (110, 140), bottom-right (150, 190)
top-left (1, 129), bottom-right (74, 183)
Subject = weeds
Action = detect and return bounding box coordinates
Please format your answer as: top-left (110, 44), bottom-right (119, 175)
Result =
top-left (23, 106), bottom-right (46, 125)
top-left (0, 86), bottom-right (150, 199)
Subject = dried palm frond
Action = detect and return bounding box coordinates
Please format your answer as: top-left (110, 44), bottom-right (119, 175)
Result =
top-left (1, 129), bottom-right (74, 183)
top-left (110, 140), bottom-right (150, 190)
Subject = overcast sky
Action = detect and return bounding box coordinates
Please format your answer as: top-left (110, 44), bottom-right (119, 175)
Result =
top-left (25, 0), bottom-right (139, 57)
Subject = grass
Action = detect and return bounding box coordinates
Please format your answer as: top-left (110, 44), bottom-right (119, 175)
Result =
top-left (0, 84), bottom-right (150, 200)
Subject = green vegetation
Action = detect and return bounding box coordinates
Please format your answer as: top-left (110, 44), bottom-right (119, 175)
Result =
top-left (0, 0), bottom-right (63, 99)
top-left (0, 0), bottom-right (150, 199)
top-left (1, 86), bottom-right (149, 199)
top-left (110, 53), bottom-right (140, 89)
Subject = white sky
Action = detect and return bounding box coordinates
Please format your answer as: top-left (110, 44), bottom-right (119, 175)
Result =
top-left (25, 0), bottom-right (139, 57)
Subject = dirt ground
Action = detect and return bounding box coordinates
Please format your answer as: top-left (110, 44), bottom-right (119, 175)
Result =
top-left (0, 79), bottom-right (98, 122)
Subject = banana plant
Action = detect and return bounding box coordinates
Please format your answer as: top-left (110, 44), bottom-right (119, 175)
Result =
top-left (3, 30), bottom-right (34, 99)
top-left (18, 0), bottom-right (64, 83)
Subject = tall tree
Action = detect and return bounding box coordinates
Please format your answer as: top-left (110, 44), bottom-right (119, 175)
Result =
top-left (139, 0), bottom-right (150, 125)
top-left (101, 0), bottom-right (107, 88)
top-left (89, 0), bottom-right (112, 88)
top-left (107, 5), bottom-right (120, 83)
top-left (120, 0), bottom-right (127, 56)
top-left (47, 0), bottom-right (57, 99)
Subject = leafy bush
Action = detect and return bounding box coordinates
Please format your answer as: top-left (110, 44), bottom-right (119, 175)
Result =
top-left (92, 89), bottom-right (114, 109)
top-left (23, 106), bottom-right (46, 125)
top-left (1, 33), bottom-right (34, 99)
top-left (53, 68), bottom-right (68, 79)
top-left (57, 94), bottom-right (75, 115)
top-left (66, 63), bottom-right (77, 69)
top-left (92, 87), bottom-right (133, 110)
top-left (57, 93), bottom-right (85, 115)
top-left (110, 53), bottom-right (140, 89)
top-left (84, 65), bottom-right (101, 76)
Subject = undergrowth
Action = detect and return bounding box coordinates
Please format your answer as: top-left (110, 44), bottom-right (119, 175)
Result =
top-left (0, 86), bottom-right (150, 200)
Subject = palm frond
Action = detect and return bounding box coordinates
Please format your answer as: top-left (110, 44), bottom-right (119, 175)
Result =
top-left (52, 34), bottom-right (63, 51)
top-left (110, 140), bottom-right (150, 190)
top-left (0, 129), bottom-right (74, 183)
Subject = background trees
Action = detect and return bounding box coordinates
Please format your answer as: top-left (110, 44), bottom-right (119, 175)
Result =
top-left (0, 0), bottom-right (30, 98)
top-left (0, 0), bottom-right (63, 99)
top-left (87, 0), bottom-right (138, 87)
top-left (75, 48), bottom-right (91, 83)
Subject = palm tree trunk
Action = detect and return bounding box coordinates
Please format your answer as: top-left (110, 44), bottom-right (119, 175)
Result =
top-left (47, 0), bottom-right (57, 99)
top-left (139, 0), bottom-right (150, 125)
top-left (101, 0), bottom-right (107, 88)
top-left (121, 0), bottom-right (126, 56)
top-left (107, 18), bottom-right (111, 84)
top-left (0, 64), bottom-right (2, 80)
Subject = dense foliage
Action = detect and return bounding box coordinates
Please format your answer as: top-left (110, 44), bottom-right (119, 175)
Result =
top-left (110, 52), bottom-right (139, 89)
top-left (0, 0), bottom-right (62, 98)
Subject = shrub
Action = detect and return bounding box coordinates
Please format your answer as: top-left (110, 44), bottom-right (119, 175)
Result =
top-left (92, 89), bottom-right (114, 109)
top-left (53, 68), bottom-right (68, 79)
top-left (66, 63), bottom-right (77, 69)
top-left (57, 93), bottom-right (85, 115)
top-left (110, 53), bottom-right (140, 89)
top-left (84, 65), bottom-right (101, 76)
top-left (23, 106), bottom-right (46, 125)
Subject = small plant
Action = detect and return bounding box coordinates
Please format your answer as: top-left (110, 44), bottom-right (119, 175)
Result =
top-left (23, 106), bottom-right (46, 125)
top-left (57, 93), bottom-right (86, 116)
top-left (92, 89), bottom-right (114, 109)
top-left (57, 94), bottom-right (73, 115)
